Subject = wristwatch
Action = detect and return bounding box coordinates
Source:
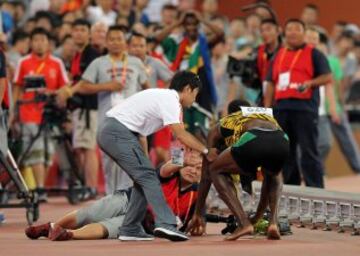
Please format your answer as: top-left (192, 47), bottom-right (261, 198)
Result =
top-left (202, 148), bottom-right (209, 155)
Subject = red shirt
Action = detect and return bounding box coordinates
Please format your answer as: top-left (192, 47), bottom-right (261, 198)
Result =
top-left (153, 127), bottom-right (172, 150)
top-left (257, 44), bottom-right (271, 82)
top-left (70, 51), bottom-right (82, 83)
top-left (161, 175), bottom-right (198, 223)
top-left (14, 53), bottom-right (69, 124)
top-left (146, 174), bottom-right (198, 227)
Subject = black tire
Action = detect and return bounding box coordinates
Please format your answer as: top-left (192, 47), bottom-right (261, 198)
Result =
top-left (0, 190), bottom-right (9, 204)
top-left (33, 205), bottom-right (40, 222)
top-left (26, 208), bottom-right (34, 225)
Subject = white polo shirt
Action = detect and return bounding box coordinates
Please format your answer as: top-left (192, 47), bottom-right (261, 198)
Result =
top-left (106, 89), bottom-right (182, 136)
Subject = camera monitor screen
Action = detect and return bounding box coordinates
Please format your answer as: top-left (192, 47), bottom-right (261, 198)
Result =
top-left (24, 75), bottom-right (46, 92)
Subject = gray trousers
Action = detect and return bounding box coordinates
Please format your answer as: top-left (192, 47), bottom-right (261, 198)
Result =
top-left (0, 108), bottom-right (8, 156)
top-left (97, 117), bottom-right (176, 235)
top-left (101, 151), bottom-right (133, 195)
top-left (317, 115), bottom-right (332, 167)
top-left (330, 113), bottom-right (360, 174)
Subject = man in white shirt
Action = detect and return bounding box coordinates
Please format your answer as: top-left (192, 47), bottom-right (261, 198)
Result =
top-left (98, 71), bottom-right (217, 242)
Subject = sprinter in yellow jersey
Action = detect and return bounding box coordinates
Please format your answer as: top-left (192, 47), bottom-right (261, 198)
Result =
top-left (187, 100), bottom-right (290, 241)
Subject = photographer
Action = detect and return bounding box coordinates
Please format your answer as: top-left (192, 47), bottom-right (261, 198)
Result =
top-left (227, 18), bottom-right (280, 106)
top-left (57, 25), bottom-right (150, 195)
top-left (12, 28), bottom-right (69, 201)
top-left (25, 150), bottom-right (202, 241)
top-left (70, 19), bottom-right (102, 199)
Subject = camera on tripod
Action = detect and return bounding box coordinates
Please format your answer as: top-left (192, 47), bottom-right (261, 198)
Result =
top-left (23, 76), bottom-right (82, 126)
top-left (226, 55), bottom-right (262, 90)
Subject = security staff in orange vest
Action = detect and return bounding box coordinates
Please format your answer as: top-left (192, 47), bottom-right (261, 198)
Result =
top-left (264, 19), bottom-right (332, 188)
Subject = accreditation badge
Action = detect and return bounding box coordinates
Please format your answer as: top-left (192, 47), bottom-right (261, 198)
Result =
top-left (279, 72), bottom-right (290, 90)
top-left (170, 146), bottom-right (185, 166)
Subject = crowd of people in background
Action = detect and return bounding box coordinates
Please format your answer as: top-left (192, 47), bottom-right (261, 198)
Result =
top-left (1, 0), bottom-right (360, 215)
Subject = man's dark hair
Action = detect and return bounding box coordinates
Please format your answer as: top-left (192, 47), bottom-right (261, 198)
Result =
top-left (128, 31), bottom-right (147, 44)
top-left (169, 71), bottom-right (202, 92)
top-left (35, 11), bottom-right (54, 26)
top-left (162, 3), bottom-right (177, 12)
top-left (261, 18), bottom-right (278, 27)
top-left (232, 17), bottom-right (246, 23)
top-left (319, 32), bottom-right (329, 45)
top-left (305, 3), bottom-right (319, 12)
top-left (183, 12), bottom-right (199, 24)
top-left (337, 31), bottom-right (355, 42)
top-left (30, 27), bottom-right (50, 40)
top-left (61, 34), bottom-right (72, 44)
top-left (107, 25), bottom-right (128, 35)
top-left (354, 40), bottom-right (360, 49)
top-left (336, 20), bottom-right (347, 27)
top-left (72, 18), bottom-right (91, 29)
top-left (12, 30), bottom-right (29, 45)
top-left (227, 99), bottom-right (251, 114)
top-left (13, 0), bottom-right (26, 10)
top-left (285, 18), bottom-right (306, 30)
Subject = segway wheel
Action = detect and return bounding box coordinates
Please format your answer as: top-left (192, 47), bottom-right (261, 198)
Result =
top-left (33, 204), bottom-right (40, 222)
top-left (26, 208), bottom-right (34, 225)
top-left (0, 190), bottom-right (9, 204)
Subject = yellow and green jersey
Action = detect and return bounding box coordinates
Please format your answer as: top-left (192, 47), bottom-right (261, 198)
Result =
top-left (219, 110), bottom-right (281, 147)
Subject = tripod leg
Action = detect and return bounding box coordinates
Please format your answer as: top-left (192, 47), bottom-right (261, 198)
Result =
top-left (0, 150), bottom-right (28, 194)
top-left (64, 139), bottom-right (84, 184)
top-left (7, 150), bottom-right (29, 192)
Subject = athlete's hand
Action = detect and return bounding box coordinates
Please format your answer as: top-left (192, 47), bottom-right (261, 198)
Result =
top-left (186, 214), bottom-right (206, 236)
top-left (206, 148), bottom-right (218, 162)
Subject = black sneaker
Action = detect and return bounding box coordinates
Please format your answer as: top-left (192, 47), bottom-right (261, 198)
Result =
top-left (118, 232), bottom-right (154, 241)
top-left (153, 226), bottom-right (189, 242)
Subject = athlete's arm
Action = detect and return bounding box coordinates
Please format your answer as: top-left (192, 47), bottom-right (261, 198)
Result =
top-left (170, 123), bottom-right (217, 162)
top-left (207, 124), bottom-right (223, 148)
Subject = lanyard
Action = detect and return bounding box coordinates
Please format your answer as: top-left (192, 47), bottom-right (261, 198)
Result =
top-left (35, 61), bottom-right (46, 74)
top-left (278, 48), bottom-right (303, 72)
top-left (109, 54), bottom-right (128, 86)
top-left (262, 51), bottom-right (268, 78)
